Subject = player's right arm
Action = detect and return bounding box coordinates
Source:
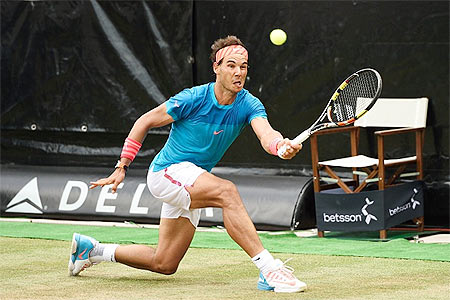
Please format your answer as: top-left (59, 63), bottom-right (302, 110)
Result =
top-left (250, 117), bottom-right (301, 160)
top-left (89, 103), bottom-right (174, 192)
top-left (127, 103), bottom-right (174, 143)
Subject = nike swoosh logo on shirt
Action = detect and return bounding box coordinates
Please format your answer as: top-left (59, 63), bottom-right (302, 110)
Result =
top-left (213, 130), bottom-right (224, 135)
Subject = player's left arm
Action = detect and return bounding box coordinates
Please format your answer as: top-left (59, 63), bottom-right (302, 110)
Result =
top-left (250, 117), bottom-right (302, 159)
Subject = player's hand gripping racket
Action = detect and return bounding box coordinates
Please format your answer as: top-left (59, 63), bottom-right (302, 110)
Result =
top-left (278, 68), bottom-right (382, 157)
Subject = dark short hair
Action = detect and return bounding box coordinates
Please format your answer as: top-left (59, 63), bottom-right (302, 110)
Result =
top-left (210, 35), bottom-right (246, 63)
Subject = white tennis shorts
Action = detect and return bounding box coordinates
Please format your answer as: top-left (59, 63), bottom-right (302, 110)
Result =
top-left (147, 161), bottom-right (206, 228)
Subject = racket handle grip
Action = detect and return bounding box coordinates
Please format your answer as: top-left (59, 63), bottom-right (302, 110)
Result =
top-left (292, 130), bottom-right (310, 145)
top-left (277, 131), bottom-right (310, 158)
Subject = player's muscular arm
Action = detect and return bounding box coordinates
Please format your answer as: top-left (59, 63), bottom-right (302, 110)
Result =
top-left (128, 103), bottom-right (174, 143)
top-left (250, 117), bottom-right (302, 159)
top-left (250, 117), bottom-right (283, 154)
top-left (89, 103), bottom-right (174, 192)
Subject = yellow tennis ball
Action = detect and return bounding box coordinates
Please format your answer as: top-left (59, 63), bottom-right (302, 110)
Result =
top-left (270, 29), bottom-right (287, 46)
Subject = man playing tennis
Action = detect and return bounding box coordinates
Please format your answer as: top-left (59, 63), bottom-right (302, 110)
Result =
top-left (69, 36), bottom-right (306, 293)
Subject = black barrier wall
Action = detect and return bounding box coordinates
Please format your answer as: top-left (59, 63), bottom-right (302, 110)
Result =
top-left (0, 164), bottom-right (312, 229)
top-left (1, 1), bottom-right (449, 226)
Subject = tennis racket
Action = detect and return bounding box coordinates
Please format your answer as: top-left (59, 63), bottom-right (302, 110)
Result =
top-left (278, 68), bottom-right (382, 157)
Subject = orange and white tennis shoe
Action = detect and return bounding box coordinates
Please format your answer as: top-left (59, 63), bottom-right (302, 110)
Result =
top-left (258, 259), bottom-right (307, 293)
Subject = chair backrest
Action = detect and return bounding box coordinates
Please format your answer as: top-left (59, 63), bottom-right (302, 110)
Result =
top-left (355, 97), bottom-right (428, 128)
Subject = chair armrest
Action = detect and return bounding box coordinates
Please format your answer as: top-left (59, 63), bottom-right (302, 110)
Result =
top-left (375, 127), bottom-right (425, 136)
top-left (312, 126), bottom-right (359, 136)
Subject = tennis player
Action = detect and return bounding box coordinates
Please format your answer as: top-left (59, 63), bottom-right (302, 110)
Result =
top-left (69, 36), bottom-right (306, 293)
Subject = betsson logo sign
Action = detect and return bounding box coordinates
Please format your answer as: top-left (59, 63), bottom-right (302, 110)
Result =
top-left (323, 212), bottom-right (362, 223)
top-left (5, 177), bottom-right (216, 217)
top-left (322, 198), bottom-right (378, 225)
top-left (388, 188), bottom-right (421, 216)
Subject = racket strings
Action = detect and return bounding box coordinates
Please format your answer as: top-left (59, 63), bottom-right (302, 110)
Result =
top-left (331, 71), bottom-right (379, 122)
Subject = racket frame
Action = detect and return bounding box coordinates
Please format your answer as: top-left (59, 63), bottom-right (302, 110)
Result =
top-left (279, 68), bottom-right (382, 155)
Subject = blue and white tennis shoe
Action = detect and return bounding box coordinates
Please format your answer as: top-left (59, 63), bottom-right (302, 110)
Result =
top-left (257, 259), bottom-right (307, 293)
top-left (68, 233), bottom-right (97, 276)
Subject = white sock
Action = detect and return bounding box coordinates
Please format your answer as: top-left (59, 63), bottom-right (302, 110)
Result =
top-left (251, 249), bottom-right (276, 274)
top-left (89, 242), bottom-right (119, 263)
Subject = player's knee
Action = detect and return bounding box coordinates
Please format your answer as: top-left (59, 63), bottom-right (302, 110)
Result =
top-left (158, 266), bottom-right (177, 275)
top-left (153, 261), bottom-right (178, 275)
top-left (218, 180), bottom-right (242, 208)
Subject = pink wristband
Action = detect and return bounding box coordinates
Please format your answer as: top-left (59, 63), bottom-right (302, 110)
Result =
top-left (120, 137), bottom-right (142, 161)
top-left (269, 137), bottom-right (282, 156)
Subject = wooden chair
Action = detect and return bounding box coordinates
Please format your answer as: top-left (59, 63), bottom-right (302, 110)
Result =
top-left (310, 98), bottom-right (428, 239)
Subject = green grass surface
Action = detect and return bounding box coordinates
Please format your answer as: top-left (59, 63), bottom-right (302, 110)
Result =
top-left (1, 221), bottom-right (449, 261)
top-left (1, 237), bottom-right (449, 300)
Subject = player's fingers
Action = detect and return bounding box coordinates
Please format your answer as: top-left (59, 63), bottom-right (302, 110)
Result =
top-left (291, 141), bottom-right (302, 151)
top-left (111, 178), bottom-right (124, 194)
top-left (281, 138), bottom-right (291, 145)
top-left (89, 178), bottom-right (111, 189)
top-left (278, 138), bottom-right (290, 151)
top-left (275, 139), bottom-right (287, 158)
top-left (282, 138), bottom-right (301, 151)
top-left (289, 146), bottom-right (300, 156)
top-left (89, 181), bottom-right (102, 189)
top-left (281, 141), bottom-right (301, 159)
top-left (111, 184), bottom-right (117, 194)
